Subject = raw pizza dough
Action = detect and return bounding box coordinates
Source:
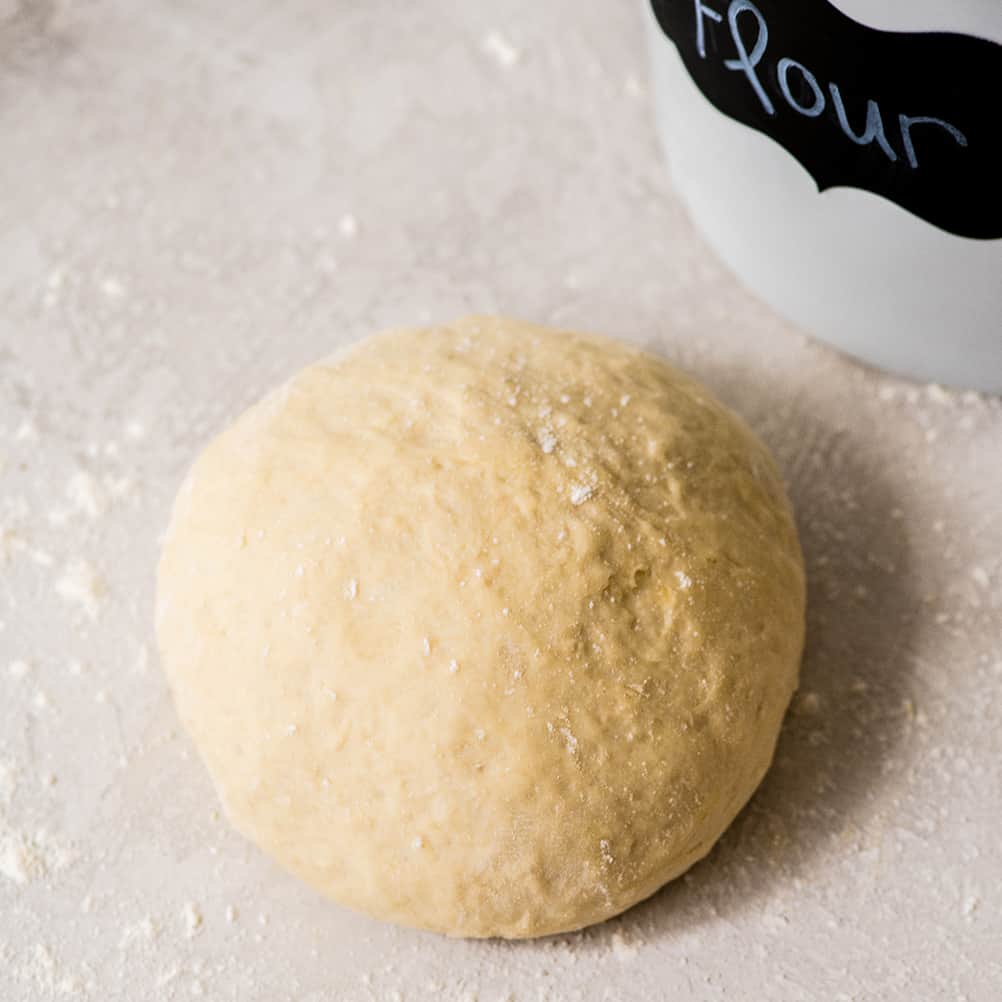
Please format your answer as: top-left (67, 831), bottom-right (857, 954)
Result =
top-left (156, 316), bottom-right (805, 939)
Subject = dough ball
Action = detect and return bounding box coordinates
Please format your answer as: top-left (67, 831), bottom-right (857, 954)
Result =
top-left (156, 316), bottom-right (805, 939)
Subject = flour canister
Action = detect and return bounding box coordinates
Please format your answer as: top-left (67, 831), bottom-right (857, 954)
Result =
top-left (646, 0), bottom-right (1002, 391)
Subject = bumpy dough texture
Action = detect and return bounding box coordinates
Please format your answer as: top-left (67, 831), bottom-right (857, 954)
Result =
top-left (157, 317), bottom-right (805, 939)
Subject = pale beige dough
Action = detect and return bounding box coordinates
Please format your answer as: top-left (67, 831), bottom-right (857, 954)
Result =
top-left (156, 316), bottom-right (805, 938)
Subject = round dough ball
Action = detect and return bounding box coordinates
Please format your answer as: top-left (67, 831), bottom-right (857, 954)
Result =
top-left (156, 316), bottom-right (805, 939)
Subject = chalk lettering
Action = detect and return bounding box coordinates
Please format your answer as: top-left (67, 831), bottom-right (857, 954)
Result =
top-left (899, 115), bottom-right (969, 170)
top-left (722, 0), bottom-right (775, 117)
top-left (652, 0), bottom-right (1000, 238)
top-left (777, 57), bottom-right (825, 117)
top-left (829, 83), bottom-right (897, 162)
top-left (693, 0), bottom-right (723, 59)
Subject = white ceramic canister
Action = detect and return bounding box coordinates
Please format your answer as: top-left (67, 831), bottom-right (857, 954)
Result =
top-left (646, 0), bottom-right (1002, 391)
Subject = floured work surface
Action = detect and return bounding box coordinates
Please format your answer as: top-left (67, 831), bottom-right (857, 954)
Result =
top-left (0, 1), bottom-right (1000, 999)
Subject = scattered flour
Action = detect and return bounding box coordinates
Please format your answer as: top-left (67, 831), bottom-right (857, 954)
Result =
top-left (99, 275), bottom-right (126, 299)
top-left (119, 916), bottom-right (161, 950)
top-left (0, 825), bottom-right (75, 886)
top-left (624, 73), bottom-right (645, 99)
top-left (182, 902), bottom-right (203, 938)
top-left (797, 691), bottom-right (822, 716)
top-left (482, 30), bottom-right (520, 67)
top-left (610, 930), bottom-right (640, 962)
top-left (55, 560), bottom-right (105, 619)
top-left (66, 471), bottom-right (106, 519)
top-left (0, 760), bottom-right (17, 806)
top-left (0, 524), bottom-right (23, 564)
top-left (338, 214), bottom-right (359, 239)
top-left (14, 943), bottom-right (83, 997)
top-left (558, 726), bottom-right (578, 754)
top-left (537, 427), bottom-right (557, 454)
top-left (8, 659), bottom-right (31, 679)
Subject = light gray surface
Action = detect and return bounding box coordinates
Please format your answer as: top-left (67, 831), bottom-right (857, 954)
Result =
top-left (1, 2), bottom-right (1000, 1000)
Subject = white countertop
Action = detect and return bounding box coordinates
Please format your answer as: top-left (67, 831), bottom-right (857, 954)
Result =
top-left (1, 2), bottom-right (1000, 999)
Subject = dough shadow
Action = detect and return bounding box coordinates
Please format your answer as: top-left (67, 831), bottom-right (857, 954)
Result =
top-left (580, 350), bottom-right (923, 943)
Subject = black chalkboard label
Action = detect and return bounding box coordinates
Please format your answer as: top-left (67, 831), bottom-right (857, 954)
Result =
top-left (651, 0), bottom-right (1002, 241)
